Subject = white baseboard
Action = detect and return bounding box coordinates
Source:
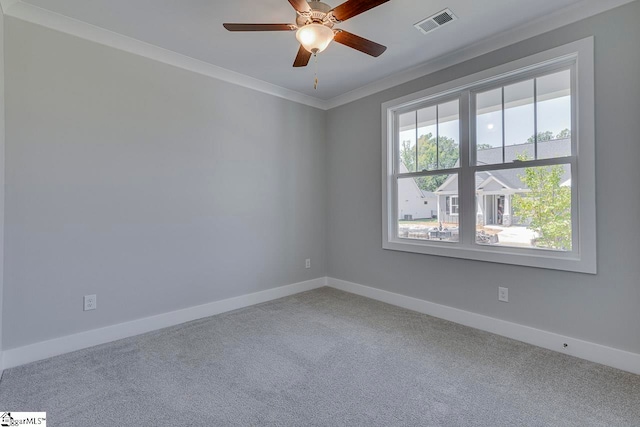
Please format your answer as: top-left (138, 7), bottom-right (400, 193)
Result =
top-left (327, 277), bottom-right (640, 375)
top-left (3, 276), bottom-right (638, 376)
top-left (0, 277), bottom-right (327, 371)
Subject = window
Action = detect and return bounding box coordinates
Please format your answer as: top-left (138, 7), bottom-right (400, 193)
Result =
top-left (447, 196), bottom-right (459, 216)
top-left (382, 38), bottom-right (596, 273)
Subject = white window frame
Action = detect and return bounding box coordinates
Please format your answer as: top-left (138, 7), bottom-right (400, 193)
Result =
top-left (382, 38), bottom-right (596, 274)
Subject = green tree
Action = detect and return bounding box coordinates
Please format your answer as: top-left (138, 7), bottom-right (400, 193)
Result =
top-left (526, 130), bottom-right (554, 144)
top-left (556, 128), bottom-right (571, 139)
top-left (512, 154), bottom-right (572, 250)
top-left (525, 129), bottom-right (571, 144)
top-left (400, 132), bottom-right (458, 192)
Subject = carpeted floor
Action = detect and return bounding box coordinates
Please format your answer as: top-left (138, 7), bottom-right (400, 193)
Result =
top-left (1, 287), bottom-right (639, 426)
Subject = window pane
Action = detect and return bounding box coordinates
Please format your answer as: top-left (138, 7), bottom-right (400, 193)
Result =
top-left (476, 88), bottom-right (503, 165)
top-left (398, 174), bottom-right (459, 242)
top-left (398, 111), bottom-right (416, 173)
top-left (417, 106), bottom-right (437, 171)
top-left (475, 164), bottom-right (572, 250)
top-left (537, 70), bottom-right (572, 160)
top-left (407, 100), bottom-right (460, 172)
top-left (438, 100), bottom-right (460, 169)
top-left (504, 79), bottom-right (535, 162)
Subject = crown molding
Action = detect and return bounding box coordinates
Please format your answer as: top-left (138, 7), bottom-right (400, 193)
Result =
top-left (3, 1), bottom-right (329, 110)
top-left (324, 0), bottom-right (636, 109)
top-left (2, 0), bottom-right (636, 111)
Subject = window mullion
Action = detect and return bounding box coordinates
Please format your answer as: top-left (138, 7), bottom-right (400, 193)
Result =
top-left (501, 87), bottom-right (505, 163)
top-left (534, 78), bottom-right (538, 160)
top-left (472, 156), bottom-right (573, 173)
top-left (436, 104), bottom-right (440, 169)
top-left (459, 91), bottom-right (473, 246)
top-left (415, 110), bottom-right (418, 173)
top-left (395, 167), bottom-right (461, 179)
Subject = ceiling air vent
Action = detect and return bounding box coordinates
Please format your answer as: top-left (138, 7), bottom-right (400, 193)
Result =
top-left (414, 9), bottom-right (457, 35)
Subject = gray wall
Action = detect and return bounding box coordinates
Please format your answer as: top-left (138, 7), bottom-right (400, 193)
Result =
top-left (3, 2), bottom-right (639, 357)
top-left (326, 1), bottom-right (640, 354)
top-left (0, 8), bottom-right (5, 365)
top-left (3, 17), bottom-right (326, 349)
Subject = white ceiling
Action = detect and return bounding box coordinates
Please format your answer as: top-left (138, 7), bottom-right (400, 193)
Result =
top-left (10, 0), bottom-right (602, 100)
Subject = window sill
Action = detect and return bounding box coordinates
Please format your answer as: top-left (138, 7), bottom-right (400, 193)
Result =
top-left (383, 238), bottom-right (595, 274)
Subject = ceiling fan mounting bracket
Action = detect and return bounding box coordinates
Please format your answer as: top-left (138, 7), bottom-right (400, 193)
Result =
top-left (296, 1), bottom-right (335, 27)
top-left (325, 12), bottom-right (341, 24)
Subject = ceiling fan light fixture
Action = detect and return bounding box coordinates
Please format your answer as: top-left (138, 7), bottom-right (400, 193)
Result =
top-left (296, 23), bottom-right (334, 54)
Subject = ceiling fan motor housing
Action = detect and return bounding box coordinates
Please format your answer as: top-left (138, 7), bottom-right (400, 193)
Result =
top-left (296, 1), bottom-right (335, 28)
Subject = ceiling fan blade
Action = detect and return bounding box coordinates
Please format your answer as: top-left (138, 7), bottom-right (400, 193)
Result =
top-left (223, 23), bottom-right (297, 32)
top-left (293, 45), bottom-right (312, 67)
top-left (288, 0), bottom-right (311, 13)
top-left (330, 0), bottom-right (390, 22)
top-left (334, 30), bottom-right (387, 57)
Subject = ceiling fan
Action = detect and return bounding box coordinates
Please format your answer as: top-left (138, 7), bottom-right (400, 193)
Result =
top-left (223, 0), bottom-right (390, 68)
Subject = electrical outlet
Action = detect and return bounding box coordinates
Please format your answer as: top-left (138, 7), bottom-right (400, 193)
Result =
top-left (498, 287), bottom-right (509, 302)
top-left (84, 294), bottom-right (97, 311)
top-left (305, 258), bottom-right (311, 269)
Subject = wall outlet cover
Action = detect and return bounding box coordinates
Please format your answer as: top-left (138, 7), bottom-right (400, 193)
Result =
top-left (498, 287), bottom-right (509, 302)
top-left (84, 294), bottom-right (97, 311)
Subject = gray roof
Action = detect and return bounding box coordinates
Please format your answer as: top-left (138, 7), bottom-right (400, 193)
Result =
top-left (477, 138), bottom-right (571, 166)
top-left (420, 190), bottom-right (437, 198)
top-left (440, 138), bottom-right (571, 192)
top-left (481, 139), bottom-right (571, 190)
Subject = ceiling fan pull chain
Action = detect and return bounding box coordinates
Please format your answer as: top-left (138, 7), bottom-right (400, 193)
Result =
top-left (313, 53), bottom-right (319, 90)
